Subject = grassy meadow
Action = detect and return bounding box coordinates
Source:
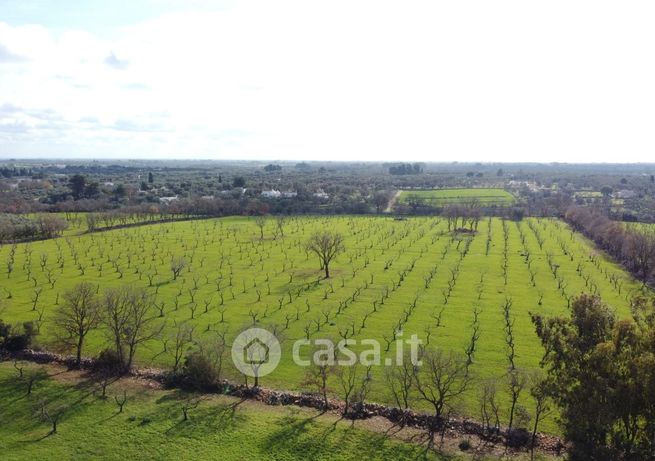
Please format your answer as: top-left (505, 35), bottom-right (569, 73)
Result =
top-left (0, 215), bottom-right (645, 432)
top-left (0, 362), bottom-right (456, 461)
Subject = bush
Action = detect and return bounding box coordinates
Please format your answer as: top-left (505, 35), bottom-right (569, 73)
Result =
top-left (180, 351), bottom-right (219, 391)
top-left (0, 320), bottom-right (35, 351)
top-left (93, 348), bottom-right (123, 373)
top-left (458, 439), bottom-right (472, 451)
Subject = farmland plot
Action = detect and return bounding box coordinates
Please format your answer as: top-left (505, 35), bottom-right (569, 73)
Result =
top-left (398, 188), bottom-right (516, 206)
top-left (0, 216), bottom-right (642, 429)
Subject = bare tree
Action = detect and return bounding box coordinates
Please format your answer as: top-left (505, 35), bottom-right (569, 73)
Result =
top-left (506, 368), bottom-right (528, 436)
top-left (102, 286), bottom-right (163, 371)
top-left (24, 368), bottom-right (48, 395)
top-left (305, 232), bottom-right (345, 279)
top-left (238, 324), bottom-right (283, 388)
top-left (304, 359), bottom-right (334, 411)
top-left (171, 322), bottom-right (195, 372)
top-left (54, 282), bottom-right (100, 366)
top-left (413, 349), bottom-right (472, 420)
top-left (114, 390), bottom-right (128, 413)
top-left (38, 401), bottom-right (66, 435)
top-left (335, 365), bottom-right (357, 416)
top-left (255, 216), bottom-right (266, 240)
top-left (529, 376), bottom-right (551, 459)
top-left (170, 256), bottom-right (187, 281)
top-left (385, 352), bottom-right (415, 424)
top-left (275, 216), bottom-right (286, 238)
top-left (479, 379), bottom-right (501, 438)
top-left (373, 190), bottom-right (391, 214)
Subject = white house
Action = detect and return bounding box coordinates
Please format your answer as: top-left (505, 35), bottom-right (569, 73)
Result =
top-left (261, 189), bottom-right (281, 198)
top-left (313, 189), bottom-right (329, 199)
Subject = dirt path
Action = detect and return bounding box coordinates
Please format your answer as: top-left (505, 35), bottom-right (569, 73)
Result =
top-left (384, 190), bottom-right (402, 213)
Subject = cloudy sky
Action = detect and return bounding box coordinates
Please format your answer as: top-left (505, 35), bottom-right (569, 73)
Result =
top-left (1, 1), bottom-right (654, 162)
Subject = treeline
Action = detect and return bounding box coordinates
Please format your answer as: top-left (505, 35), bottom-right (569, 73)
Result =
top-left (0, 214), bottom-right (68, 242)
top-left (388, 163), bottom-right (424, 175)
top-left (533, 294), bottom-right (655, 460)
top-left (0, 167), bottom-right (32, 178)
top-left (565, 207), bottom-right (655, 286)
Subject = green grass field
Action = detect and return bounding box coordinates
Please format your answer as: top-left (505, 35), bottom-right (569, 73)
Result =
top-left (626, 222), bottom-right (655, 236)
top-left (0, 362), bottom-right (455, 461)
top-left (0, 215), bottom-right (644, 433)
top-left (398, 188), bottom-right (515, 206)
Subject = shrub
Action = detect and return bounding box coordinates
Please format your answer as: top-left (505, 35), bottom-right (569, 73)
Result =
top-left (0, 320), bottom-right (36, 351)
top-left (93, 348), bottom-right (123, 373)
top-left (180, 351), bottom-right (219, 391)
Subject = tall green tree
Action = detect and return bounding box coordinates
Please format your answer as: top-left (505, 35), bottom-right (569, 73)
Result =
top-left (532, 294), bottom-right (655, 460)
top-left (69, 174), bottom-right (86, 200)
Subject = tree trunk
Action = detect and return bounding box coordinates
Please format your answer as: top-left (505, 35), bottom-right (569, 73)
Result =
top-left (76, 336), bottom-right (84, 367)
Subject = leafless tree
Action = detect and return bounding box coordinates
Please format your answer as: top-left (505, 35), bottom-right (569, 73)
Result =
top-left (255, 216), bottom-right (266, 240)
top-left (373, 190), bottom-right (391, 214)
top-left (413, 349), bottom-right (472, 420)
top-left (506, 368), bottom-right (529, 436)
top-left (171, 322), bottom-right (195, 372)
top-left (38, 401), bottom-right (66, 435)
top-left (54, 282), bottom-right (100, 366)
top-left (304, 359), bottom-right (334, 411)
top-left (479, 379), bottom-right (501, 438)
top-left (335, 365), bottom-right (357, 416)
top-left (239, 324), bottom-right (283, 388)
top-left (170, 256), bottom-right (187, 281)
top-left (385, 352), bottom-right (415, 423)
top-left (529, 375), bottom-right (551, 459)
top-left (102, 286), bottom-right (163, 371)
top-left (275, 216), bottom-right (286, 238)
top-left (25, 368), bottom-right (48, 395)
top-left (114, 390), bottom-right (128, 413)
top-left (305, 231), bottom-right (345, 279)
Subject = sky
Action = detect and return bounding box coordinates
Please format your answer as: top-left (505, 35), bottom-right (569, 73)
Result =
top-left (0, 0), bottom-right (654, 163)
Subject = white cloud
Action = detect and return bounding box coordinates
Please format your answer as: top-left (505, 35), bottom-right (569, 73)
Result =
top-left (0, 0), bottom-right (655, 162)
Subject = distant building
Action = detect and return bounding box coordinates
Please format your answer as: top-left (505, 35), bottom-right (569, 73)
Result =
top-left (313, 189), bottom-right (329, 199)
top-left (616, 190), bottom-right (637, 199)
top-left (159, 196), bottom-right (179, 204)
top-left (261, 189), bottom-right (281, 198)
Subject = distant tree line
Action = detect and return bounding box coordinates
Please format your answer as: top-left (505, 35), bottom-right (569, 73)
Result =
top-left (0, 167), bottom-right (32, 178)
top-left (388, 163), bottom-right (424, 175)
top-left (565, 207), bottom-right (655, 287)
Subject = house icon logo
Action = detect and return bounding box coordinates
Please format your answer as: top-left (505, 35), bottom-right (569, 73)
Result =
top-left (243, 337), bottom-right (269, 365)
top-left (232, 328), bottom-right (281, 378)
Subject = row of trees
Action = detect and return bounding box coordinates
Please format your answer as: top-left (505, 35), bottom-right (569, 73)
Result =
top-left (0, 214), bottom-right (68, 242)
top-left (53, 283), bottom-right (161, 371)
top-left (565, 207), bottom-right (655, 286)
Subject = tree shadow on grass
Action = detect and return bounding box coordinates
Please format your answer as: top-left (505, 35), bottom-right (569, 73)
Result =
top-left (260, 414), bottom-right (318, 455)
top-left (144, 389), bottom-right (247, 438)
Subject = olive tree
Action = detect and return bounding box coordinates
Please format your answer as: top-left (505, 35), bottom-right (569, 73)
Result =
top-left (305, 231), bottom-right (345, 279)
